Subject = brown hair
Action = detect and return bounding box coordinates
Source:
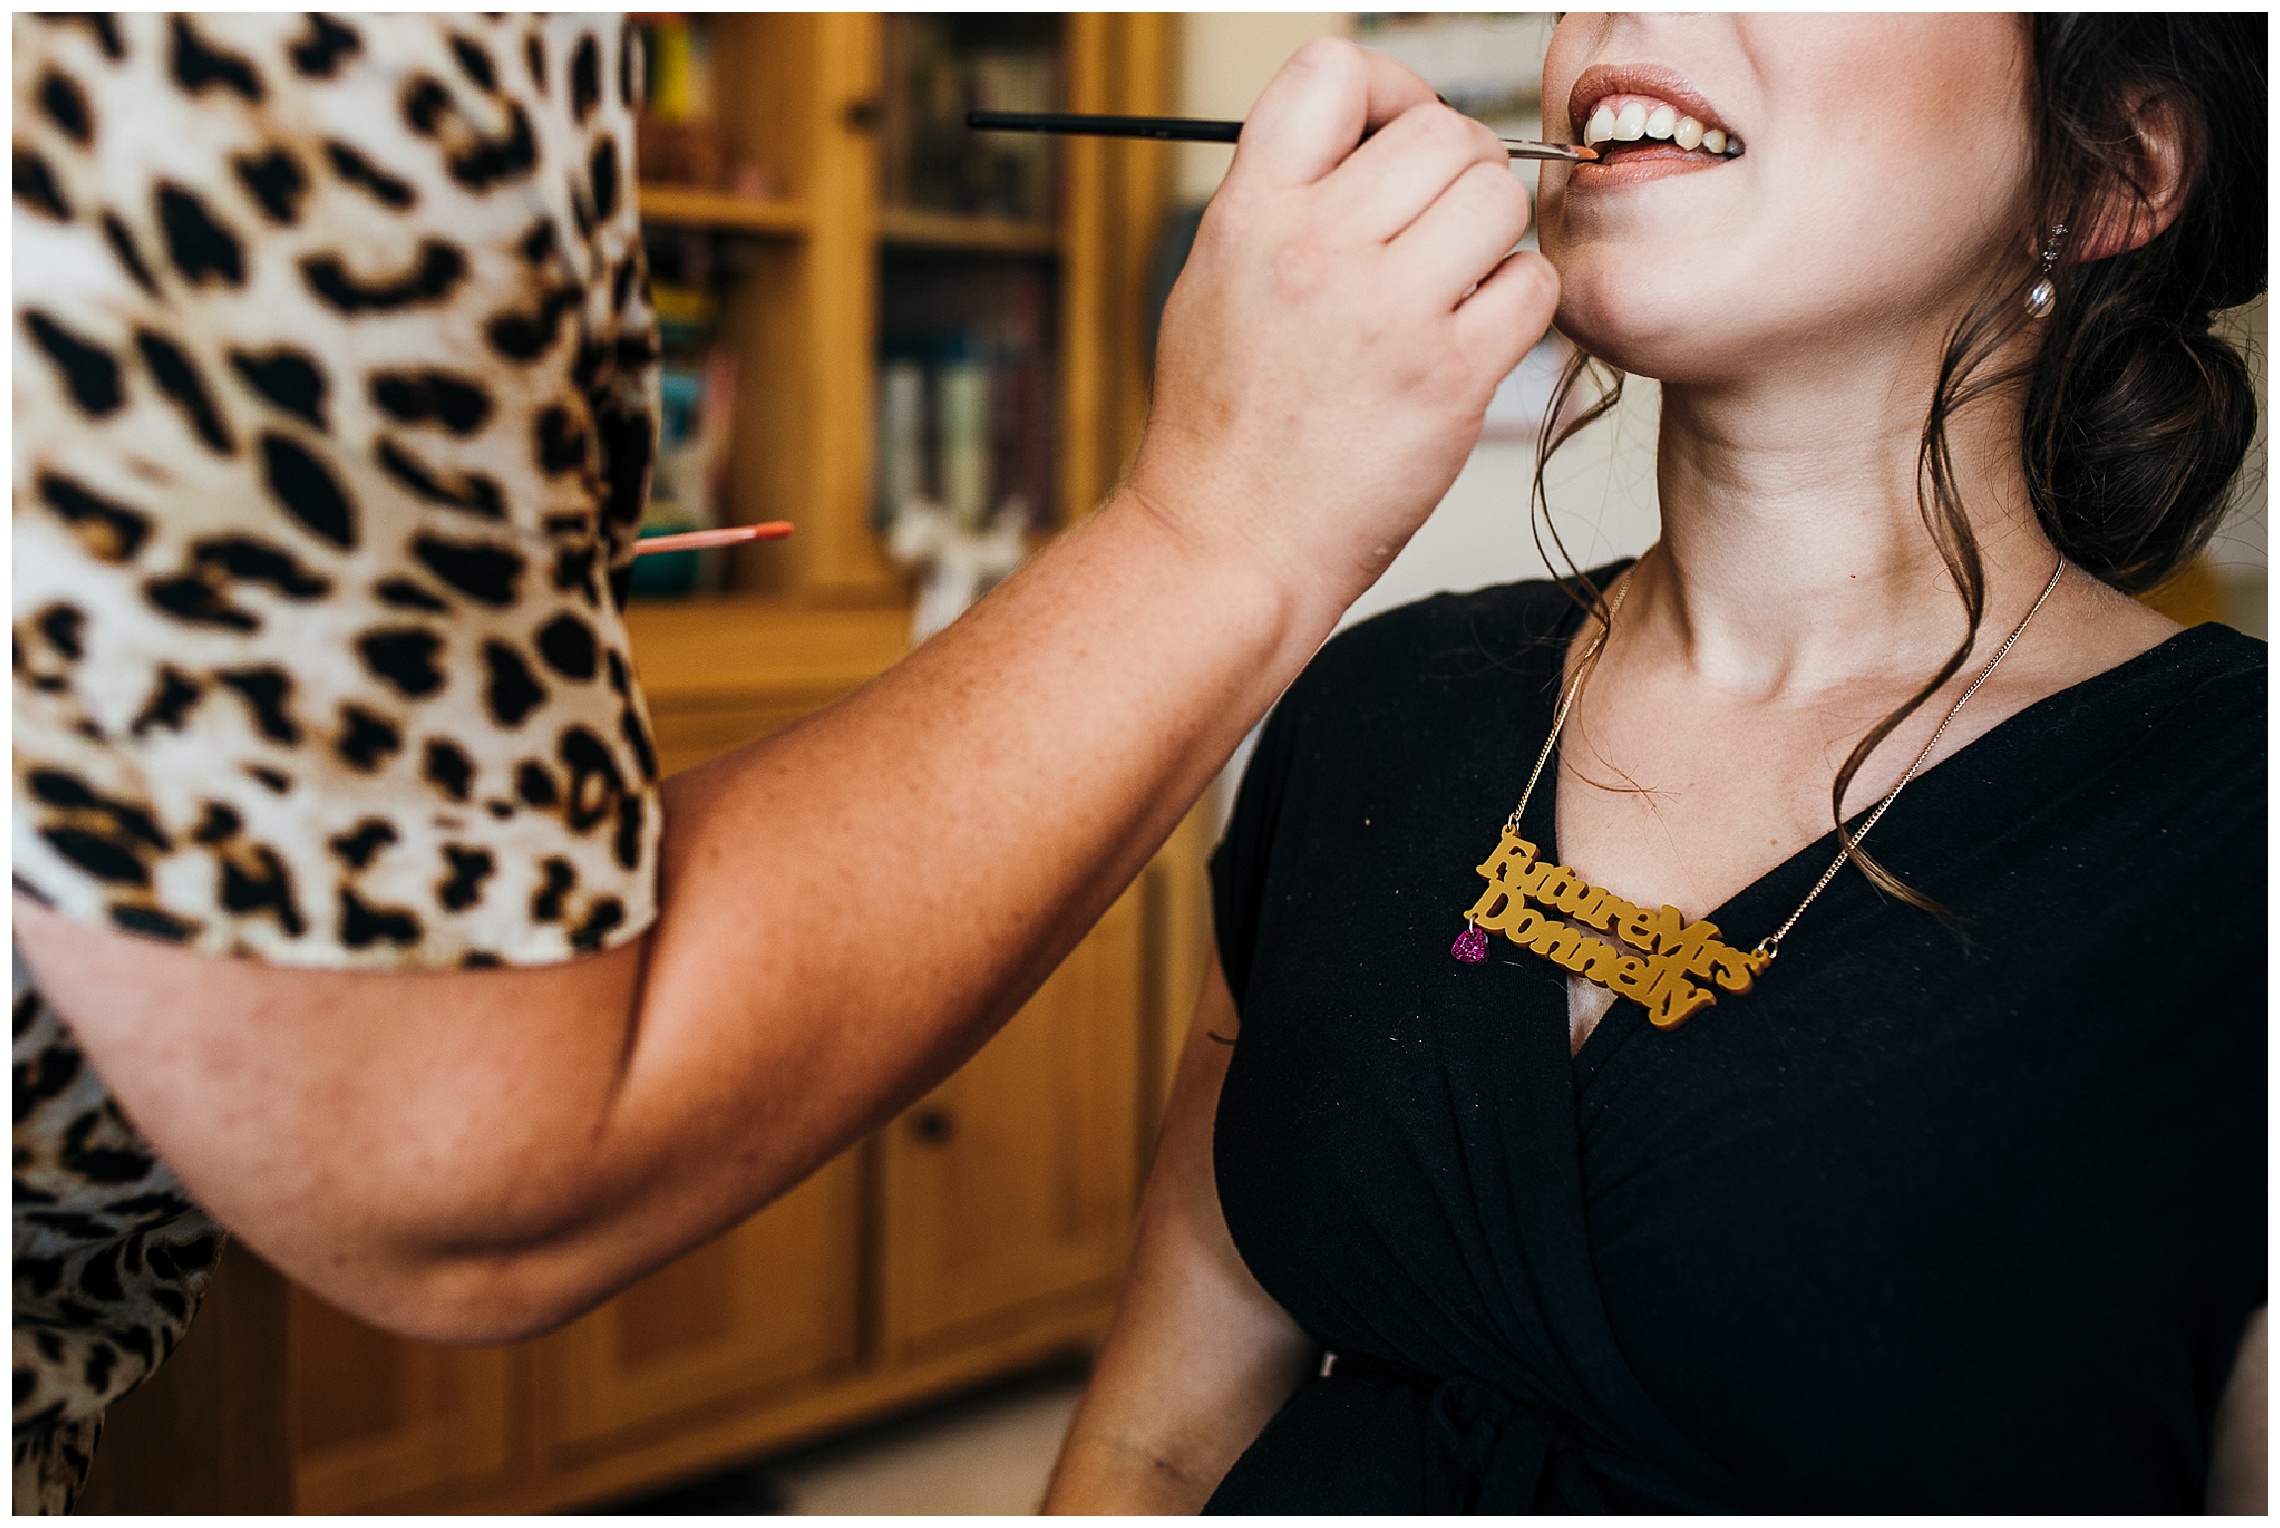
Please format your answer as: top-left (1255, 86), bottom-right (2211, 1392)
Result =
top-left (1534, 14), bottom-right (2267, 912)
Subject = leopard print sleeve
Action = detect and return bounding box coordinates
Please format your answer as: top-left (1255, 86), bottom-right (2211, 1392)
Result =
top-left (13, 13), bottom-right (664, 971)
top-left (13, 16), bottom-right (667, 1509)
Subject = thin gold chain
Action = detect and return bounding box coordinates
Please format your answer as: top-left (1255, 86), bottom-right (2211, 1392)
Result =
top-left (1754, 556), bottom-right (2065, 959)
top-left (1504, 570), bottom-right (1636, 833)
top-left (1502, 553), bottom-right (2066, 966)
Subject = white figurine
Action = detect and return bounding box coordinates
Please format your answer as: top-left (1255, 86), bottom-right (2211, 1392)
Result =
top-left (887, 496), bottom-right (1030, 646)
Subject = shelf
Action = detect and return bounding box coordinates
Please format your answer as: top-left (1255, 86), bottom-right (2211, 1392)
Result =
top-left (637, 184), bottom-right (807, 236)
top-left (877, 207), bottom-right (1061, 256)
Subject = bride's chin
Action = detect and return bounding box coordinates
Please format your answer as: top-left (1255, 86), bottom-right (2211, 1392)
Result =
top-left (1548, 263), bottom-right (1771, 384)
top-left (1551, 285), bottom-right (1683, 377)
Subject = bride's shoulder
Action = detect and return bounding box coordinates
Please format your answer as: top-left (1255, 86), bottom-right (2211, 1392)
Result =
top-left (2026, 592), bottom-right (2264, 818)
top-left (1969, 568), bottom-right (2261, 771)
top-left (2030, 572), bottom-right (2262, 721)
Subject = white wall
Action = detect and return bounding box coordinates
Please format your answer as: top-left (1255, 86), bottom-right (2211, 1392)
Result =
top-left (1174, 13), bottom-right (1353, 202)
top-left (1341, 386), bottom-right (1664, 632)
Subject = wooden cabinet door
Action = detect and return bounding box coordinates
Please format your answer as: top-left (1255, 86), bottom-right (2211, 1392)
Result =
top-left (80, 1247), bottom-right (292, 1513)
top-left (880, 886), bottom-right (1144, 1358)
top-left (289, 1291), bottom-right (519, 1513)
top-left (531, 1149), bottom-right (863, 1462)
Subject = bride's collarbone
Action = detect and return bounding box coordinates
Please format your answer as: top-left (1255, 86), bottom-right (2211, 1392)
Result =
top-left (1552, 752), bottom-right (1837, 927)
top-left (1551, 672), bottom-right (2015, 919)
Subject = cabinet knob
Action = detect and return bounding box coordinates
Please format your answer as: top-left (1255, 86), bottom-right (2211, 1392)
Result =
top-left (842, 97), bottom-right (882, 133)
top-left (909, 1108), bottom-right (956, 1145)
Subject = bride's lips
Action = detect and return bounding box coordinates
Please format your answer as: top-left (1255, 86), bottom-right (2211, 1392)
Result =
top-left (1563, 62), bottom-right (1743, 188)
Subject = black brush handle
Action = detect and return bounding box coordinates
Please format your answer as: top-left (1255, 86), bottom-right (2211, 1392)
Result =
top-left (967, 111), bottom-right (1244, 145)
top-left (967, 109), bottom-right (1592, 164)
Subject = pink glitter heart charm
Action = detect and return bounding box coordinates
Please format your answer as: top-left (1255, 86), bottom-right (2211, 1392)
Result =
top-left (1450, 924), bottom-right (1488, 963)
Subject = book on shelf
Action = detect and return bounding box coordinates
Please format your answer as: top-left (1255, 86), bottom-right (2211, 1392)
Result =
top-left (643, 15), bottom-right (715, 122)
top-left (875, 359), bottom-right (927, 531)
top-left (879, 333), bottom-right (1037, 644)
top-left (633, 279), bottom-right (738, 598)
top-left (633, 14), bottom-right (777, 200)
top-left (882, 16), bottom-right (1061, 222)
top-left (937, 354), bottom-right (991, 531)
top-left (874, 331), bottom-right (1051, 544)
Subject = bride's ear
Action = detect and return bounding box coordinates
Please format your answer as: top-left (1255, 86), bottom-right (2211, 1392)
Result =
top-left (2071, 86), bottom-right (2196, 263)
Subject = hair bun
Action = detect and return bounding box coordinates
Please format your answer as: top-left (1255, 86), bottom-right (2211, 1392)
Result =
top-left (2025, 14), bottom-right (2266, 593)
top-left (2028, 313), bottom-right (2256, 592)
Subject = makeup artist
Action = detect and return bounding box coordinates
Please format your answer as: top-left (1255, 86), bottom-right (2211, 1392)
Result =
top-left (12, 18), bottom-right (1551, 1510)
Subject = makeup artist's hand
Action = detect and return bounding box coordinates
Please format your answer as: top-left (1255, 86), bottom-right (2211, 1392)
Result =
top-left (1127, 38), bottom-right (1556, 616)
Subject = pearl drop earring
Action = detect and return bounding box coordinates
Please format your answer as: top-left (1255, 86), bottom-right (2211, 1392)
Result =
top-left (2026, 223), bottom-right (2068, 317)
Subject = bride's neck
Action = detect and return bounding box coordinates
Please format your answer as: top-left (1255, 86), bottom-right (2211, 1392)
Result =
top-left (1631, 356), bottom-right (2057, 699)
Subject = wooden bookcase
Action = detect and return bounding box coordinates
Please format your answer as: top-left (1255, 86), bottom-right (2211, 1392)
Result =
top-left (284, 15), bottom-right (1197, 1514)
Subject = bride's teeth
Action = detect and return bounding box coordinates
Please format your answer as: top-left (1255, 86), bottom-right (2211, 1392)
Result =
top-left (1582, 97), bottom-right (1740, 159)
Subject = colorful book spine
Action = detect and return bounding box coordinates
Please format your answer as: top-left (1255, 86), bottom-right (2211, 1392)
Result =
top-left (875, 359), bottom-right (928, 529)
top-left (936, 357), bottom-right (991, 531)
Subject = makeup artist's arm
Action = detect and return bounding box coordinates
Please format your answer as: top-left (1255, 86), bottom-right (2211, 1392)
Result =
top-left (1044, 956), bottom-right (1315, 1513)
top-left (14, 40), bottom-right (1554, 1343)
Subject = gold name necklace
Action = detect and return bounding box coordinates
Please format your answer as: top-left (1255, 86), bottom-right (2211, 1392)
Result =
top-left (1450, 554), bottom-right (2066, 1029)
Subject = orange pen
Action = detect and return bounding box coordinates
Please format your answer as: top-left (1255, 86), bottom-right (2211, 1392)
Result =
top-left (631, 522), bottom-right (795, 556)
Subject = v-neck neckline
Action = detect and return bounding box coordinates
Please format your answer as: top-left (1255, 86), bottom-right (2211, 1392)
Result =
top-left (1517, 567), bottom-right (2215, 1076)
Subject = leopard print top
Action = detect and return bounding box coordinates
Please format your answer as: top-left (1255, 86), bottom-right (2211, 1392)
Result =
top-left (13, 14), bottom-right (663, 1510)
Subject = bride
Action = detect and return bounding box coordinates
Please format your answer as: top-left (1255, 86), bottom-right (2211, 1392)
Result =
top-left (1048, 14), bottom-right (2264, 1513)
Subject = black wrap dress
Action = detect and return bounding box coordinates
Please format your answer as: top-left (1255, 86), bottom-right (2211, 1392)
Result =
top-left (1205, 570), bottom-right (2265, 1513)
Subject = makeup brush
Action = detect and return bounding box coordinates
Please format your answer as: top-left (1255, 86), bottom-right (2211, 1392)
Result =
top-left (967, 111), bottom-right (1597, 164)
top-left (632, 522), bottom-right (794, 556)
